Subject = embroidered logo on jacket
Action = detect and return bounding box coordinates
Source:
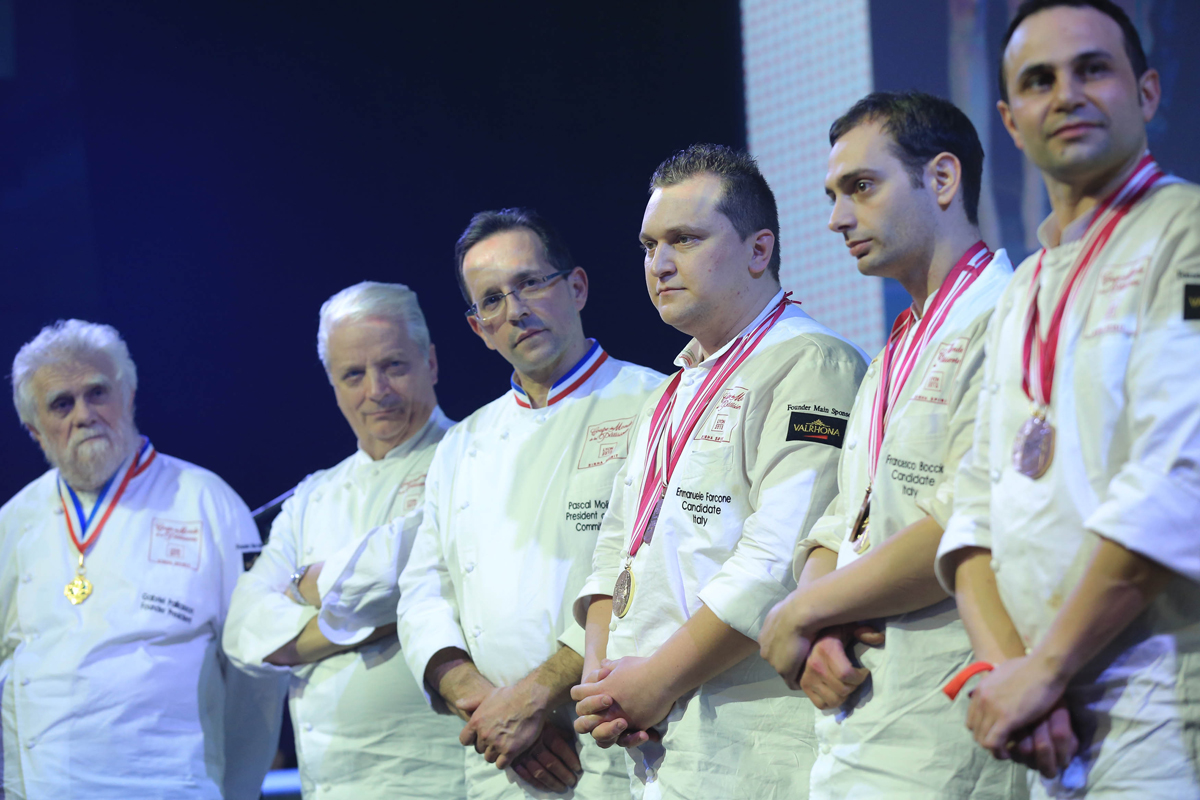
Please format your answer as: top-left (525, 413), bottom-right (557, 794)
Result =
top-left (578, 417), bottom-right (635, 469)
top-left (786, 412), bottom-right (845, 448)
top-left (149, 518), bottom-right (203, 570)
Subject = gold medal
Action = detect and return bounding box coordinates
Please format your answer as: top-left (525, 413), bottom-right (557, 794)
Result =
top-left (64, 553), bottom-right (93, 605)
top-left (612, 565), bottom-right (635, 618)
top-left (849, 489), bottom-right (871, 555)
top-left (1012, 410), bottom-right (1054, 479)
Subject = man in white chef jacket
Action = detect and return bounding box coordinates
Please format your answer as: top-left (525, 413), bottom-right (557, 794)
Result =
top-left (933, 1), bottom-right (1200, 796)
top-left (222, 282), bottom-right (466, 799)
top-left (0, 319), bottom-right (281, 799)
top-left (756, 91), bottom-right (1023, 798)
top-left (571, 144), bottom-right (867, 799)
top-left (393, 208), bottom-right (664, 799)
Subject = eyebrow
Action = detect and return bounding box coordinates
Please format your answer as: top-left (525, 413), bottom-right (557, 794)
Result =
top-left (1016, 49), bottom-right (1114, 83)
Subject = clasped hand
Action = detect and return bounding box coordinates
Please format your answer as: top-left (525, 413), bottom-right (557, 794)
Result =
top-left (759, 594), bottom-right (883, 706)
top-left (571, 657), bottom-right (674, 749)
top-left (457, 684), bottom-right (581, 792)
top-left (965, 656), bottom-right (1078, 779)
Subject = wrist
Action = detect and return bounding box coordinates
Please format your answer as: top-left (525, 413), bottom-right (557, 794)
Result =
top-left (786, 587), bottom-right (822, 640)
top-left (516, 668), bottom-right (555, 715)
top-left (1028, 644), bottom-right (1074, 692)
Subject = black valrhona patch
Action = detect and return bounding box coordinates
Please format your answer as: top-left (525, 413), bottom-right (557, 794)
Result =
top-left (1185, 284), bottom-right (1200, 320)
top-left (786, 412), bottom-right (845, 448)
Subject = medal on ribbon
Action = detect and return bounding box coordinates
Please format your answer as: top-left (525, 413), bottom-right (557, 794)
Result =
top-left (856, 243), bottom-right (994, 555)
top-left (1013, 154), bottom-right (1166, 479)
top-left (612, 294), bottom-right (794, 618)
top-left (59, 438), bottom-right (156, 605)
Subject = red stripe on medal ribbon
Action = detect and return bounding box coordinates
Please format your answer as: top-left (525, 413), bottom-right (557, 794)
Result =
top-left (1020, 154), bottom-right (1166, 406)
top-left (59, 439), bottom-right (156, 556)
top-left (626, 293), bottom-right (793, 558)
top-left (866, 242), bottom-right (993, 482)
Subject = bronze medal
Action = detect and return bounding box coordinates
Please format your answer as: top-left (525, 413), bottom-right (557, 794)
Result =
top-left (612, 566), bottom-right (635, 618)
top-left (849, 489), bottom-right (871, 555)
top-left (1012, 413), bottom-right (1055, 479)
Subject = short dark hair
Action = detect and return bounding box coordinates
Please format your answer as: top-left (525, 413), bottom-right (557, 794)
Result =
top-left (999, 0), bottom-right (1148, 102)
top-left (829, 91), bottom-right (985, 225)
top-left (453, 208), bottom-right (575, 303)
top-left (649, 144), bottom-right (781, 282)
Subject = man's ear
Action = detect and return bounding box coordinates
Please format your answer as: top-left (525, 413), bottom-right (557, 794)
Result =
top-left (427, 343), bottom-right (439, 386)
top-left (466, 314), bottom-right (498, 352)
top-left (997, 100), bottom-right (1025, 152)
top-left (1138, 68), bottom-right (1162, 121)
top-left (25, 422), bottom-right (42, 447)
top-left (748, 229), bottom-right (775, 278)
top-left (568, 266), bottom-right (589, 312)
top-left (929, 151), bottom-right (964, 214)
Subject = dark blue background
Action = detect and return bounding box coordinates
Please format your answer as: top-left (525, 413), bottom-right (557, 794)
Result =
top-left (0, 0), bottom-right (744, 507)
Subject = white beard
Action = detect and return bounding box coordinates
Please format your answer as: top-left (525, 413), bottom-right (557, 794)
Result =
top-left (45, 416), bottom-right (139, 492)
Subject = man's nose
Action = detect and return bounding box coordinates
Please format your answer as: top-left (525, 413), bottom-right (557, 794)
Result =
top-left (1051, 70), bottom-right (1087, 112)
top-left (366, 369), bottom-right (392, 400)
top-left (828, 195), bottom-right (855, 234)
top-left (647, 246), bottom-right (675, 279)
top-left (504, 290), bottom-right (532, 322)
top-left (71, 399), bottom-right (98, 427)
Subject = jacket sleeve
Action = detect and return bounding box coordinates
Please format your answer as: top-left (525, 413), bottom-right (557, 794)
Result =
top-left (221, 485), bottom-right (317, 672)
top-left (1085, 202), bottom-right (1200, 582)
top-left (396, 445), bottom-right (469, 712)
top-left (316, 499), bottom-right (424, 645)
top-left (698, 336), bottom-right (867, 640)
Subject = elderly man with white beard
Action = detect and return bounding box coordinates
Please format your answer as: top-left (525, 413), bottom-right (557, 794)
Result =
top-left (0, 319), bottom-right (284, 800)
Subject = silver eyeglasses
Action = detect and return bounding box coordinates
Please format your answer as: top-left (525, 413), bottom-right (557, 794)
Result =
top-left (465, 269), bottom-right (573, 322)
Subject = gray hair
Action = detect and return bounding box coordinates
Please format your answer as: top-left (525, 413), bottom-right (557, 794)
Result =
top-left (317, 281), bottom-right (432, 371)
top-left (11, 319), bottom-right (139, 429)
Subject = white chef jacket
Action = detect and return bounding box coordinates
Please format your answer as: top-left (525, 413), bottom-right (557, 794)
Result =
top-left (396, 342), bottom-right (664, 800)
top-left (938, 182), bottom-right (1200, 798)
top-left (0, 439), bottom-right (283, 800)
top-left (794, 252), bottom-right (1025, 799)
top-left (223, 408), bottom-right (466, 800)
top-left (576, 293), bottom-right (867, 800)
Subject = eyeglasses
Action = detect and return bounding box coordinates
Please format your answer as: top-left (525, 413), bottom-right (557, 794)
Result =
top-left (465, 269), bottom-right (573, 323)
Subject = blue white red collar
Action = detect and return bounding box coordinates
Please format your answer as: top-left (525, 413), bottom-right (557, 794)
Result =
top-left (511, 340), bottom-right (608, 409)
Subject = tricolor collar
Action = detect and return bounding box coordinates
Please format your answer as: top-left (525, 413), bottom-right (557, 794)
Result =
top-left (511, 340), bottom-right (608, 409)
top-left (57, 437), bottom-right (157, 546)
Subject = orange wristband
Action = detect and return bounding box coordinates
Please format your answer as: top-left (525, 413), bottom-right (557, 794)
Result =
top-left (943, 661), bottom-right (994, 700)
